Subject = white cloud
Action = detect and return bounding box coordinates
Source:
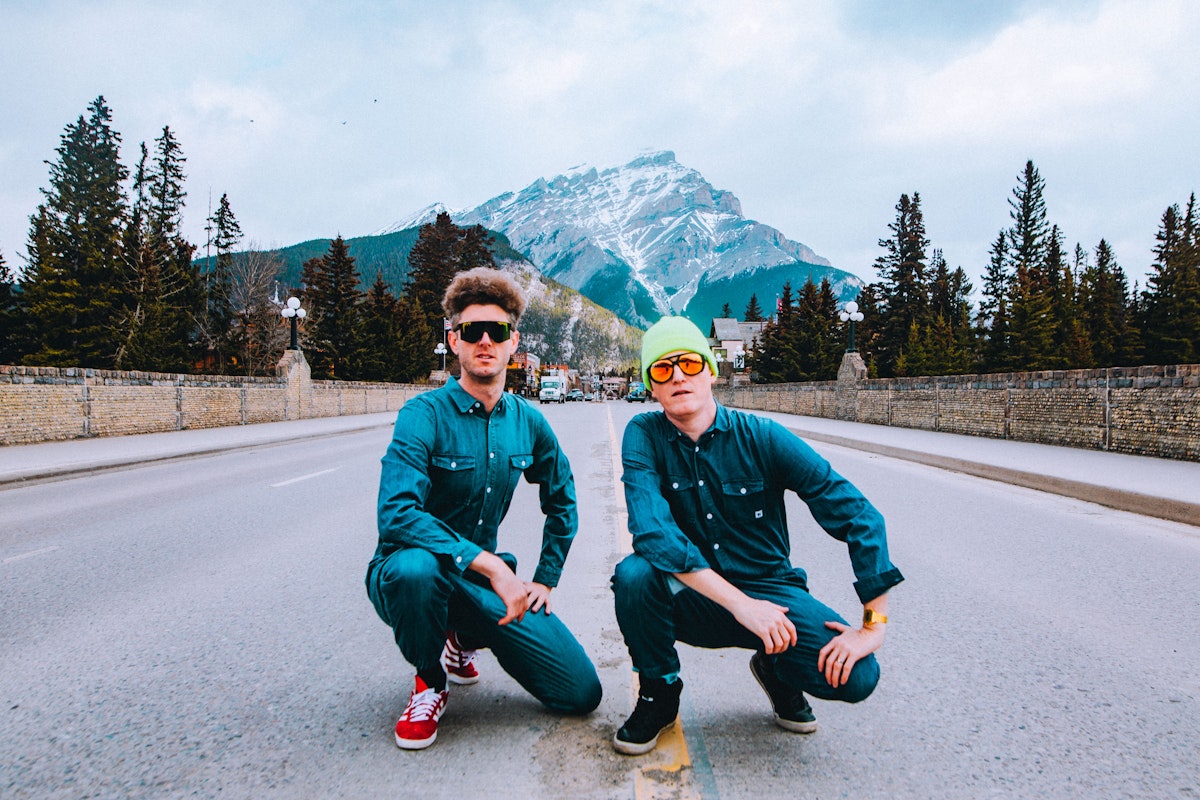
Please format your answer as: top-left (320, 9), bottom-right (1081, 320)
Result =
top-left (870, 0), bottom-right (1197, 147)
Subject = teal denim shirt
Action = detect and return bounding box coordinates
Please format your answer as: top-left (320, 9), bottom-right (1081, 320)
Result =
top-left (621, 403), bottom-right (903, 604)
top-left (374, 378), bottom-right (577, 587)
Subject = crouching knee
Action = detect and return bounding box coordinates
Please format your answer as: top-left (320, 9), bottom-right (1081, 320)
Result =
top-left (611, 553), bottom-right (663, 606)
top-left (840, 655), bottom-right (881, 704)
top-left (541, 671), bottom-right (603, 716)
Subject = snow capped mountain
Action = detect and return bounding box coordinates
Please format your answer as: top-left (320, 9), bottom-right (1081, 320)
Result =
top-left (384, 151), bottom-right (863, 328)
top-left (375, 202), bottom-right (453, 235)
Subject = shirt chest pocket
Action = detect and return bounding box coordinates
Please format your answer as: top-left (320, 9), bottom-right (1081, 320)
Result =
top-left (663, 475), bottom-right (698, 517)
top-left (432, 454), bottom-right (476, 494)
top-left (721, 479), bottom-right (766, 519)
top-left (507, 453), bottom-right (533, 494)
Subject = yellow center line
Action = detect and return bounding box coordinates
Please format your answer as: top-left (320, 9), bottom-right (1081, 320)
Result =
top-left (607, 404), bottom-right (701, 800)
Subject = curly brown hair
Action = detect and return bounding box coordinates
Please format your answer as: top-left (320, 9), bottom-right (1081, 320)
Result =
top-left (441, 267), bottom-right (528, 326)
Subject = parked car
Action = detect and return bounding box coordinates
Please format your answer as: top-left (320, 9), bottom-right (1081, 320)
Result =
top-left (626, 381), bottom-right (649, 402)
top-left (566, 389), bottom-right (585, 402)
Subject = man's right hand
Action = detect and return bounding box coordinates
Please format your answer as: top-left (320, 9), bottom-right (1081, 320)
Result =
top-left (674, 568), bottom-right (798, 654)
top-left (491, 569), bottom-right (530, 625)
top-left (468, 551), bottom-right (530, 625)
top-left (732, 597), bottom-right (797, 654)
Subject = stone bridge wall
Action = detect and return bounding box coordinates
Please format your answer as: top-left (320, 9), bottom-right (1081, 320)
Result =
top-left (0, 351), bottom-right (426, 446)
top-left (715, 361), bottom-right (1200, 462)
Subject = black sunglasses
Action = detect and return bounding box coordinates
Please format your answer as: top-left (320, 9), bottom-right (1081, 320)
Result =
top-left (647, 352), bottom-right (708, 383)
top-left (454, 320), bottom-right (512, 343)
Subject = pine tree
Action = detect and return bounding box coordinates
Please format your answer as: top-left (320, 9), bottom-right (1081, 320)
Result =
top-left (303, 236), bottom-right (363, 379)
top-left (748, 284), bottom-right (792, 380)
top-left (794, 277), bottom-right (840, 380)
top-left (406, 212), bottom-right (495, 332)
top-left (0, 250), bottom-right (28, 364)
top-left (21, 96), bottom-right (128, 367)
top-left (977, 230), bottom-right (1012, 371)
top-left (201, 193), bottom-right (242, 371)
top-left (355, 273), bottom-right (403, 382)
top-left (1080, 239), bottom-right (1136, 366)
top-left (1006, 161), bottom-right (1055, 370)
top-left (404, 212), bottom-right (500, 375)
top-left (925, 250), bottom-right (975, 374)
top-left (743, 293), bottom-right (764, 322)
top-left (870, 192), bottom-right (930, 376)
top-left (720, 302), bottom-right (733, 318)
top-left (1043, 225), bottom-right (1077, 368)
top-left (115, 127), bottom-right (201, 372)
top-left (1142, 195), bottom-right (1200, 364)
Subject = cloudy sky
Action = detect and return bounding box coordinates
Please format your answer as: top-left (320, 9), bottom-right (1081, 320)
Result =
top-left (3, 0), bottom-right (1197, 294)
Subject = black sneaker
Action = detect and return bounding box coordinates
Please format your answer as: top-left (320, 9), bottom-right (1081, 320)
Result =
top-left (750, 652), bottom-right (817, 733)
top-left (613, 675), bottom-right (683, 755)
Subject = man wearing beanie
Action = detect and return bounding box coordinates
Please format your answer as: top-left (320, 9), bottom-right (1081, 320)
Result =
top-left (611, 315), bottom-right (902, 755)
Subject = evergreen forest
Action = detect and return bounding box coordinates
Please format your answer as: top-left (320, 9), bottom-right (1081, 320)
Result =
top-left (750, 162), bottom-right (1199, 381)
top-left (1, 100), bottom-right (1196, 384)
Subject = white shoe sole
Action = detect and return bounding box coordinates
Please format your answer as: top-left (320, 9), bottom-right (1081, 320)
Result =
top-left (612, 720), bottom-right (675, 756)
top-left (395, 730), bottom-right (437, 750)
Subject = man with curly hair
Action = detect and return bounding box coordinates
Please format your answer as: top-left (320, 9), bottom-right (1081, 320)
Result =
top-left (366, 267), bottom-right (601, 750)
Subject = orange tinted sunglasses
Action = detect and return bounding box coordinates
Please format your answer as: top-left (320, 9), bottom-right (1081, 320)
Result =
top-left (648, 352), bottom-right (707, 383)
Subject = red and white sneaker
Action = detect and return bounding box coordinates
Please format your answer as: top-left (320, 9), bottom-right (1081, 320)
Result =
top-left (441, 631), bottom-right (480, 685)
top-left (394, 676), bottom-right (449, 750)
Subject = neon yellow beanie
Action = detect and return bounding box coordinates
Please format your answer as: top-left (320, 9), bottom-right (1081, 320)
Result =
top-left (640, 316), bottom-right (718, 386)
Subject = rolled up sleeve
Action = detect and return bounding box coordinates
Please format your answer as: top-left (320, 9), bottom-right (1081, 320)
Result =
top-left (769, 423), bottom-right (904, 604)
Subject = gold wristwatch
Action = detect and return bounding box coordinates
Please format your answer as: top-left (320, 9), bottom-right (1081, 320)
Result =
top-left (863, 608), bottom-right (889, 627)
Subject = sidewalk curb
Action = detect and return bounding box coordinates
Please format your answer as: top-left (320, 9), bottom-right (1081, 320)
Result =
top-left (789, 426), bottom-right (1200, 529)
top-left (0, 418), bottom-right (394, 490)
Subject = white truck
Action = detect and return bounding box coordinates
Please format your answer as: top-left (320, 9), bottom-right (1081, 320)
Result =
top-left (538, 375), bottom-right (567, 403)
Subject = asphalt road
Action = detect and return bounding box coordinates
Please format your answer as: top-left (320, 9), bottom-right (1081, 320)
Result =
top-left (1, 400), bottom-right (1197, 799)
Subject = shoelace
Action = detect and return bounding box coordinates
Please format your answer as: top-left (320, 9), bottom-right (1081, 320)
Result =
top-left (403, 689), bottom-right (445, 722)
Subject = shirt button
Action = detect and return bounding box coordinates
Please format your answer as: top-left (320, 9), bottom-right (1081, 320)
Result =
top-left (468, 408), bottom-right (474, 413)
top-left (450, 461), bottom-right (456, 468)
top-left (698, 480), bottom-right (704, 486)
top-left (477, 519), bottom-right (483, 526)
top-left (740, 487), bottom-right (747, 494)
top-left (694, 446), bottom-right (700, 453)
top-left (490, 452), bottom-right (495, 459)
top-left (706, 513), bottom-right (713, 520)
top-left (455, 556), bottom-right (462, 563)
top-left (713, 542), bottom-right (721, 550)
top-left (520, 460), bottom-right (526, 467)
top-left (672, 482), bottom-right (679, 489)
top-left (486, 486), bottom-right (492, 493)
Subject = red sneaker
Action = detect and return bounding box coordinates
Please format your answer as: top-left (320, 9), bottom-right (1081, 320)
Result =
top-left (394, 676), bottom-right (449, 750)
top-left (441, 631), bottom-right (480, 685)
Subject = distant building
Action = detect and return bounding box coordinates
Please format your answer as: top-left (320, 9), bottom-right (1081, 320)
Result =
top-left (509, 352), bottom-right (540, 396)
top-left (709, 318), bottom-right (767, 372)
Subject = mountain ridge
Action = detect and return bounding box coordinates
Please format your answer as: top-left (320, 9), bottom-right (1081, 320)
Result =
top-left (381, 151), bottom-right (862, 327)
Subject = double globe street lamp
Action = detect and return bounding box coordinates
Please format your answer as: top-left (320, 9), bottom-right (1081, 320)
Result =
top-left (838, 300), bottom-right (864, 352)
top-left (281, 296), bottom-right (307, 350)
top-left (434, 341), bottom-right (448, 371)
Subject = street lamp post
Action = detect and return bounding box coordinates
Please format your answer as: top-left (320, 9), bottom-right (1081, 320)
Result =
top-left (434, 342), bottom-right (447, 371)
top-left (838, 301), bottom-right (864, 352)
top-left (281, 296), bottom-right (307, 350)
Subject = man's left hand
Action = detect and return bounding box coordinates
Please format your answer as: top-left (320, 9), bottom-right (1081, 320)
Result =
top-left (818, 622), bottom-right (885, 688)
top-left (524, 581), bottom-right (553, 614)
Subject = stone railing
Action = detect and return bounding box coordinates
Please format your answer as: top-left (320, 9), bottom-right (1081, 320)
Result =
top-left (715, 355), bottom-right (1200, 462)
top-left (0, 351), bottom-right (428, 446)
